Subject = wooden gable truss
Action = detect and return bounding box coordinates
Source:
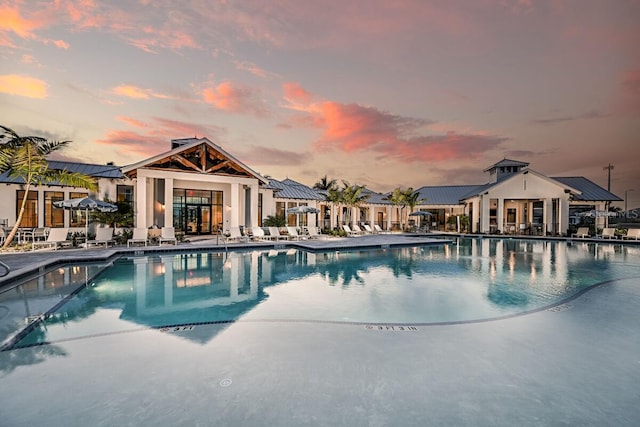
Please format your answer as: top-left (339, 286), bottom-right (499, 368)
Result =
top-left (125, 143), bottom-right (255, 179)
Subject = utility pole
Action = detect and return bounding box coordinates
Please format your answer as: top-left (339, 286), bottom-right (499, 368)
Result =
top-left (603, 163), bottom-right (614, 193)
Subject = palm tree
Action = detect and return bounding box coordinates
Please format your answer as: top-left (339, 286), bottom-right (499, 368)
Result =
top-left (313, 175), bottom-right (337, 191)
top-left (339, 181), bottom-right (370, 226)
top-left (403, 188), bottom-right (426, 229)
top-left (324, 185), bottom-right (343, 229)
top-left (0, 125), bottom-right (97, 248)
top-left (383, 187), bottom-right (406, 230)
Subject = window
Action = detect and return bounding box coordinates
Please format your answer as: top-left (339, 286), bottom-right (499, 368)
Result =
top-left (45, 191), bottom-right (64, 227)
top-left (16, 190), bottom-right (38, 227)
top-left (70, 192), bottom-right (88, 227)
top-left (117, 185), bottom-right (134, 211)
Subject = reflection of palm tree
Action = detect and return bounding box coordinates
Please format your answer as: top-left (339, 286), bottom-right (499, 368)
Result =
top-left (388, 249), bottom-right (418, 278)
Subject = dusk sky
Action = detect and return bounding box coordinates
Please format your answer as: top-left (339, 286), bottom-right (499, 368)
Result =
top-left (1, 1), bottom-right (639, 208)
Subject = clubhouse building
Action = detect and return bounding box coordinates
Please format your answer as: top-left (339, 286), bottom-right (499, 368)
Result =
top-left (0, 137), bottom-right (622, 237)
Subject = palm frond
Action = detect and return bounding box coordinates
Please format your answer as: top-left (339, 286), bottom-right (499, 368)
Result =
top-left (40, 170), bottom-right (98, 191)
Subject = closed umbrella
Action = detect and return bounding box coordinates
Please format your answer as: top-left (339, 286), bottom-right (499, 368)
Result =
top-left (286, 205), bottom-right (320, 228)
top-left (53, 197), bottom-right (117, 247)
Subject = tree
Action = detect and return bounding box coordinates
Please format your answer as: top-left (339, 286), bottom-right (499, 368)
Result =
top-left (339, 181), bottom-right (370, 226)
top-left (403, 188), bottom-right (426, 229)
top-left (91, 199), bottom-right (134, 228)
top-left (0, 125), bottom-right (97, 248)
top-left (383, 187), bottom-right (406, 230)
top-left (313, 175), bottom-right (337, 191)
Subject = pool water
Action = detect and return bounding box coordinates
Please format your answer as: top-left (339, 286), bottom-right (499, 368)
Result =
top-left (2, 238), bottom-right (639, 349)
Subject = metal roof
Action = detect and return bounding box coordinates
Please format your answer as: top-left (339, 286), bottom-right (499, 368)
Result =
top-left (269, 178), bottom-right (325, 200)
top-left (416, 185), bottom-right (483, 205)
top-left (551, 177), bottom-right (622, 202)
top-left (0, 160), bottom-right (124, 184)
top-left (483, 158), bottom-right (530, 172)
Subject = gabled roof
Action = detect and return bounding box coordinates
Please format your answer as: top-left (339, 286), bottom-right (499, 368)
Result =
top-left (121, 137), bottom-right (268, 184)
top-left (483, 158), bottom-right (530, 172)
top-left (0, 160), bottom-right (124, 184)
top-left (551, 177), bottom-right (622, 202)
top-left (268, 178), bottom-right (324, 200)
top-left (460, 169), bottom-right (581, 200)
top-left (416, 185), bottom-right (484, 205)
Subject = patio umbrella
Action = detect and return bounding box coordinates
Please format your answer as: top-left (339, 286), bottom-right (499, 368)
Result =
top-left (53, 197), bottom-right (117, 247)
top-left (408, 211), bottom-right (433, 217)
top-left (286, 206), bottom-right (320, 215)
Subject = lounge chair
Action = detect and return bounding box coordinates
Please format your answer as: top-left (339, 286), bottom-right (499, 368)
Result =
top-left (622, 228), bottom-right (640, 240)
top-left (363, 224), bottom-right (374, 234)
top-left (268, 227), bottom-right (283, 241)
top-left (32, 228), bottom-right (71, 251)
top-left (158, 227), bottom-right (177, 245)
top-left (31, 227), bottom-right (49, 242)
top-left (306, 227), bottom-right (326, 239)
top-left (87, 227), bottom-right (115, 247)
top-left (600, 228), bottom-right (617, 239)
top-left (571, 227), bottom-right (590, 238)
top-left (342, 225), bottom-right (359, 237)
top-left (373, 224), bottom-right (388, 234)
top-left (250, 227), bottom-right (272, 241)
top-left (227, 227), bottom-right (248, 242)
top-left (352, 224), bottom-right (366, 235)
top-left (127, 228), bottom-right (149, 247)
top-left (286, 226), bottom-right (306, 240)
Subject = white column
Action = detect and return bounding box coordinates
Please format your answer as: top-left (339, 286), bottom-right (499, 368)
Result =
top-left (386, 206), bottom-right (392, 230)
top-left (544, 198), bottom-right (552, 235)
top-left (497, 199), bottom-right (505, 233)
top-left (481, 196), bottom-right (491, 233)
top-left (136, 176), bottom-right (147, 228)
top-left (369, 206), bottom-right (375, 227)
top-left (230, 183), bottom-right (239, 228)
top-left (164, 178), bottom-right (173, 228)
top-left (250, 184), bottom-right (259, 228)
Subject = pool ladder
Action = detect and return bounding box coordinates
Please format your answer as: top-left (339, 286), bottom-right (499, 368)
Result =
top-left (217, 229), bottom-right (229, 255)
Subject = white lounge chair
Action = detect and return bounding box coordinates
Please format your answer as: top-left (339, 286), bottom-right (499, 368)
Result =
top-left (87, 227), bottom-right (115, 247)
top-left (268, 227), bottom-right (283, 241)
top-left (158, 227), bottom-right (177, 245)
top-left (352, 224), bottom-right (366, 235)
top-left (286, 226), bottom-right (306, 240)
top-left (306, 227), bottom-right (326, 239)
top-left (571, 227), bottom-right (590, 238)
top-left (374, 224), bottom-right (388, 234)
top-left (127, 228), bottom-right (149, 247)
top-left (342, 225), bottom-right (359, 237)
top-left (600, 228), bottom-right (617, 239)
top-left (622, 228), bottom-right (640, 240)
top-left (32, 228), bottom-right (71, 251)
top-left (250, 227), bottom-right (271, 241)
top-left (227, 227), bottom-right (248, 242)
top-left (363, 224), bottom-right (374, 234)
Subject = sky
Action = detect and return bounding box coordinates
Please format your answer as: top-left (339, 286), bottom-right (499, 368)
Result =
top-left (1, 0), bottom-right (639, 208)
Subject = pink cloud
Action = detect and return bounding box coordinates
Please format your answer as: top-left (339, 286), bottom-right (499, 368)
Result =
top-left (111, 84), bottom-right (176, 100)
top-left (616, 67), bottom-right (640, 114)
top-left (280, 85), bottom-right (505, 162)
top-left (202, 81), bottom-right (269, 116)
top-left (283, 82), bottom-right (314, 104)
top-left (96, 117), bottom-right (226, 159)
top-left (0, 74), bottom-right (48, 98)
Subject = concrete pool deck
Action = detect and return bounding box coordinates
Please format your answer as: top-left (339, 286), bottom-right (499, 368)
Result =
top-left (1, 234), bottom-right (639, 426)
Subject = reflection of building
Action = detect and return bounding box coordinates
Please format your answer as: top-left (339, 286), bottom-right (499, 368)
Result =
top-left (0, 135), bottom-right (621, 236)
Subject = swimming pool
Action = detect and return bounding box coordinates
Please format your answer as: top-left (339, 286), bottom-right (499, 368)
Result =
top-left (2, 238), bottom-right (638, 350)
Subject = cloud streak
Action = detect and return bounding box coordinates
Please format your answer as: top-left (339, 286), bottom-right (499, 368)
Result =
top-left (201, 81), bottom-right (269, 116)
top-left (531, 110), bottom-right (610, 125)
top-left (0, 74), bottom-right (48, 98)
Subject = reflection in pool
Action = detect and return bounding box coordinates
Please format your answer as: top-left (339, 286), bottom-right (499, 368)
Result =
top-left (2, 238), bottom-right (639, 348)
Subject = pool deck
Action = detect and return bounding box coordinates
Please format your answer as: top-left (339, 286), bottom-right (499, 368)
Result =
top-left (1, 234), bottom-right (639, 426)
